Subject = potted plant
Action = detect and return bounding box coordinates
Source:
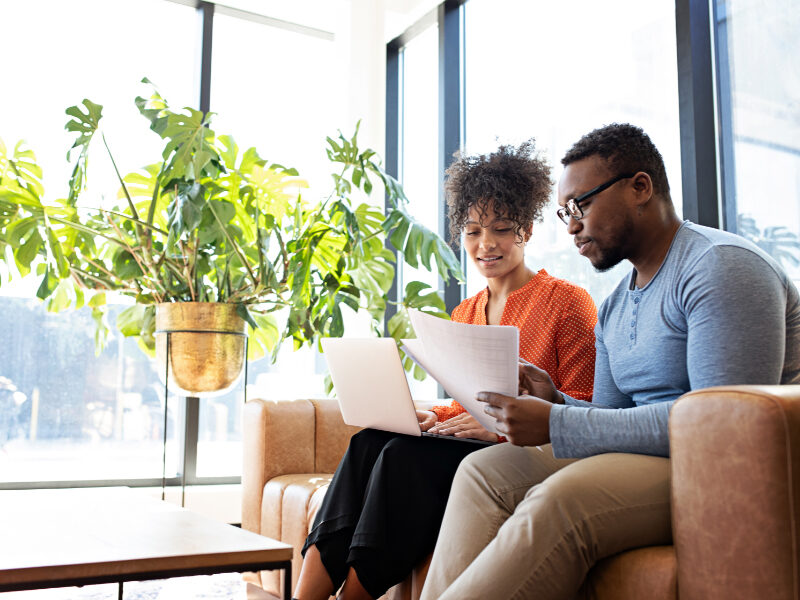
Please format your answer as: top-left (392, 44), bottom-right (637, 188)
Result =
top-left (0, 81), bottom-right (462, 395)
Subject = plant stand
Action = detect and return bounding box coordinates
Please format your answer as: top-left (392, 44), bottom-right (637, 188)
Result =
top-left (158, 330), bottom-right (249, 506)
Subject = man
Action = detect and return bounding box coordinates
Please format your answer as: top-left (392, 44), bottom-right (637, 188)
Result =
top-left (420, 123), bottom-right (800, 600)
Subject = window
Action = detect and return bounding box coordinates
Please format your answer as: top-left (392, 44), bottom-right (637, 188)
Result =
top-left (0, 0), bottom-right (196, 485)
top-left (396, 22), bottom-right (441, 400)
top-left (462, 0), bottom-right (682, 305)
top-left (0, 0), bottom-right (343, 486)
top-left (714, 0), bottom-right (800, 281)
top-left (204, 8), bottom-right (344, 441)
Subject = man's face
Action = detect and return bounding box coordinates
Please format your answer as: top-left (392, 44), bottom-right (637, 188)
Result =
top-left (557, 156), bottom-right (636, 272)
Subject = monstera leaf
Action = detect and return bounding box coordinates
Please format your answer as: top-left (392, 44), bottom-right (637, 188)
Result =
top-left (2, 85), bottom-right (462, 385)
top-left (65, 99), bottom-right (103, 205)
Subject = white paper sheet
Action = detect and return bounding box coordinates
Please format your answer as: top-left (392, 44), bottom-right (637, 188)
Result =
top-left (402, 310), bottom-right (519, 434)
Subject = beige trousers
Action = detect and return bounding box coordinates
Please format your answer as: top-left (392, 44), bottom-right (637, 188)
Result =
top-left (420, 443), bottom-right (671, 600)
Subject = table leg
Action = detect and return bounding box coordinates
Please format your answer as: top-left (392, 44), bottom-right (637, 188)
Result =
top-left (283, 563), bottom-right (292, 600)
top-left (118, 581), bottom-right (123, 600)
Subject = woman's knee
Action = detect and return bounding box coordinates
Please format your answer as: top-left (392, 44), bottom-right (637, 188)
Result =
top-left (348, 428), bottom-right (395, 454)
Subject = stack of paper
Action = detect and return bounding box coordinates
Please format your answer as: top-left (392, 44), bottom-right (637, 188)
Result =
top-left (402, 310), bottom-right (519, 435)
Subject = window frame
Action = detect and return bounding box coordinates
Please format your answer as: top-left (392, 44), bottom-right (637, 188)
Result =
top-left (1, 0), bottom-right (336, 491)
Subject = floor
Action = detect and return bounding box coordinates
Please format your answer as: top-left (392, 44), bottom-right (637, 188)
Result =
top-left (0, 574), bottom-right (278, 600)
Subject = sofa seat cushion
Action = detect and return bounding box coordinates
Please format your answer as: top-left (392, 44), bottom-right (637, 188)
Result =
top-left (581, 545), bottom-right (677, 600)
top-left (258, 474), bottom-right (332, 595)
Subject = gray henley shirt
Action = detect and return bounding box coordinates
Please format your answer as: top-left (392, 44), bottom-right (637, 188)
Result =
top-left (549, 221), bottom-right (800, 458)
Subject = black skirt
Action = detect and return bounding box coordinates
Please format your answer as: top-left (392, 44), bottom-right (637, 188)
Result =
top-left (302, 428), bottom-right (488, 597)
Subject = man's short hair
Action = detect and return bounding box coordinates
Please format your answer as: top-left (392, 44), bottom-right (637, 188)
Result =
top-left (445, 140), bottom-right (552, 246)
top-left (561, 123), bottom-right (671, 201)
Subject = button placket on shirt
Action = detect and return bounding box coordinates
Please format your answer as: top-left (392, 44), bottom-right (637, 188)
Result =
top-left (629, 294), bottom-right (642, 346)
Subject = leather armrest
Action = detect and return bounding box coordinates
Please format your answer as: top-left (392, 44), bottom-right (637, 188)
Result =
top-left (670, 385), bottom-right (800, 600)
top-left (242, 399), bottom-right (316, 533)
top-left (310, 398), bottom-right (362, 473)
top-left (242, 398), bottom-right (360, 534)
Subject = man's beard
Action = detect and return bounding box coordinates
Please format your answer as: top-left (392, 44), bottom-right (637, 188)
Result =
top-left (589, 214), bottom-right (635, 273)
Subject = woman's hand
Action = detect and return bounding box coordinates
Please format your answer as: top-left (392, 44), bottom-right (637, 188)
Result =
top-left (416, 410), bottom-right (438, 432)
top-left (428, 412), bottom-right (498, 442)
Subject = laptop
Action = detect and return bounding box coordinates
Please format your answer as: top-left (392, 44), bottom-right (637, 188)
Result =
top-left (321, 337), bottom-right (495, 446)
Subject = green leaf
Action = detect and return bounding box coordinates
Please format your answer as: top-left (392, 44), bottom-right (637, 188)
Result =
top-left (402, 280), bottom-right (448, 314)
top-left (247, 311), bottom-right (280, 360)
top-left (116, 304), bottom-right (147, 337)
top-left (112, 249), bottom-right (145, 279)
top-left (168, 181), bottom-right (205, 235)
top-left (35, 266), bottom-right (58, 300)
top-left (65, 99), bottom-right (103, 204)
top-left (88, 292), bottom-right (107, 308)
top-left (236, 302), bottom-right (258, 330)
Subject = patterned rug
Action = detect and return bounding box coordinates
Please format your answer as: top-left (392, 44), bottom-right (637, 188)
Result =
top-left (0, 574), bottom-right (276, 600)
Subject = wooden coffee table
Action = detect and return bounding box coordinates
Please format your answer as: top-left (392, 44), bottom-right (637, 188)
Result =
top-left (0, 488), bottom-right (293, 599)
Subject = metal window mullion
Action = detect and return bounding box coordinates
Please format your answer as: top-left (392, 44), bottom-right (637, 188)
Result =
top-left (675, 0), bottom-right (721, 229)
top-left (180, 396), bottom-right (200, 492)
top-left (198, 1), bottom-right (214, 115)
top-left (384, 41), bottom-right (402, 336)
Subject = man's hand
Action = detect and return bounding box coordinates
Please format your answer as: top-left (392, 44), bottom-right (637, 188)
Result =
top-left (428, 413), bottom-right (498, 442)
top-left (416, 410), bottom-right (438, 432)
top-left (518, 359), bottom-right (563, 404)
top-left (478, 392), bottom-right (552, 446)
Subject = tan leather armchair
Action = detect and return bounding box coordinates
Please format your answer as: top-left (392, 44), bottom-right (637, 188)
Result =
top-left (243, 386), bottom-right (800, 600)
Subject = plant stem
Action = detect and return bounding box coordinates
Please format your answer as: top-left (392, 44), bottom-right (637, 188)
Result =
top-left (178, 240), bottom-right (196, 301)
top-left (101, 133), bottom-right (139, 222)
top-left (207, 200), bottom-right (259, 289)
top-left (104, 212), bottom-right (164, 303)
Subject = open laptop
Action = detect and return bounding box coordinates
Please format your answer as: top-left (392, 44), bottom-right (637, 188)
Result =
top-left (321, 337), bottom-right (495, 446)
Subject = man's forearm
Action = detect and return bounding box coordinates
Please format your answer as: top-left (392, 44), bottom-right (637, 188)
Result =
top-left (549, 401), bottom-right (673, 458)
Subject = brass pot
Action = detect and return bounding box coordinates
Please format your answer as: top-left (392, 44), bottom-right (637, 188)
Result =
top-left (155, 302), bottom-right (247, 397)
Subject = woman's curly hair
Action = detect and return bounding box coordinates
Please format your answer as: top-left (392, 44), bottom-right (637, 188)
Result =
top-left (444, 140), bottom-right (552, 247)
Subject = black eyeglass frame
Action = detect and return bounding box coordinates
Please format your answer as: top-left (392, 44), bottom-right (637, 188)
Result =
top-left (556, 172), bottom-right (638, 225)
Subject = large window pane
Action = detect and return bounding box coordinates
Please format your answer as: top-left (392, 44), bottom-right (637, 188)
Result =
top-left (0, 303), bottom-right (178, 483)
top-left (211, 12), bottom-right (341, 196)
top-left (715, 0), bottom-right (800, 281)
top-left (0, 0), bottom-right (196, 484)
top-left (399, 24), bottom-right (440, 400)
top-left (202, 12), bottom-right (345, 472)
top-left (463, 0), bottom-right (682, 305)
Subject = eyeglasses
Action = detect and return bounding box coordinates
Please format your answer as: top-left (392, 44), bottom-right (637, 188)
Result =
top-left (556, 173), bottom-right (637, 225)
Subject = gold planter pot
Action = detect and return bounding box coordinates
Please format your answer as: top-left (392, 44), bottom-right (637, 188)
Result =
top-left (155, 302), bottom-right (247, 397)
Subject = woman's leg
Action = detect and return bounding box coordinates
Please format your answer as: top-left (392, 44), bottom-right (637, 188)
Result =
top-left (294, 545), bottom-right (335, 600)
top-left (336, 567), bottom-right (373, 600)
top-left (345, 435), bottom-right (488, 597)
top-left (296, 429), bottom-right (400, 599)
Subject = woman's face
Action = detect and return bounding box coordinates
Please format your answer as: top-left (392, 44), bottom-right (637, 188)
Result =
top-left (463, 203), bottom-right (530, 280)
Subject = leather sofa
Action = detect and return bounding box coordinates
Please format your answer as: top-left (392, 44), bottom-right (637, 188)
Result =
top-left (242, 385), bottom-right (800, 599)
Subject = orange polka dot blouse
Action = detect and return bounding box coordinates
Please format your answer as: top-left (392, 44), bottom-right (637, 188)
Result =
top-left (431, 269), bottom-right (597, 423)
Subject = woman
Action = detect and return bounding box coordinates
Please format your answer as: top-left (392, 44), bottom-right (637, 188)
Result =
top-left (294, 140), bottom-right (597, 600)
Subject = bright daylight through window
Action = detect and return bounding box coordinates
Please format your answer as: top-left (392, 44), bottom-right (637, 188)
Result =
top-left (0, 0), bottom-right (341, 484)
top-left (463, 0), bottom-right (681, 305)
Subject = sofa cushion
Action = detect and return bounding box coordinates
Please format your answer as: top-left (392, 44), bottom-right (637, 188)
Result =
top-left (258, 474), bottom-right (332, 596)
top-left (581, 546), bottom-right (677, 600)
